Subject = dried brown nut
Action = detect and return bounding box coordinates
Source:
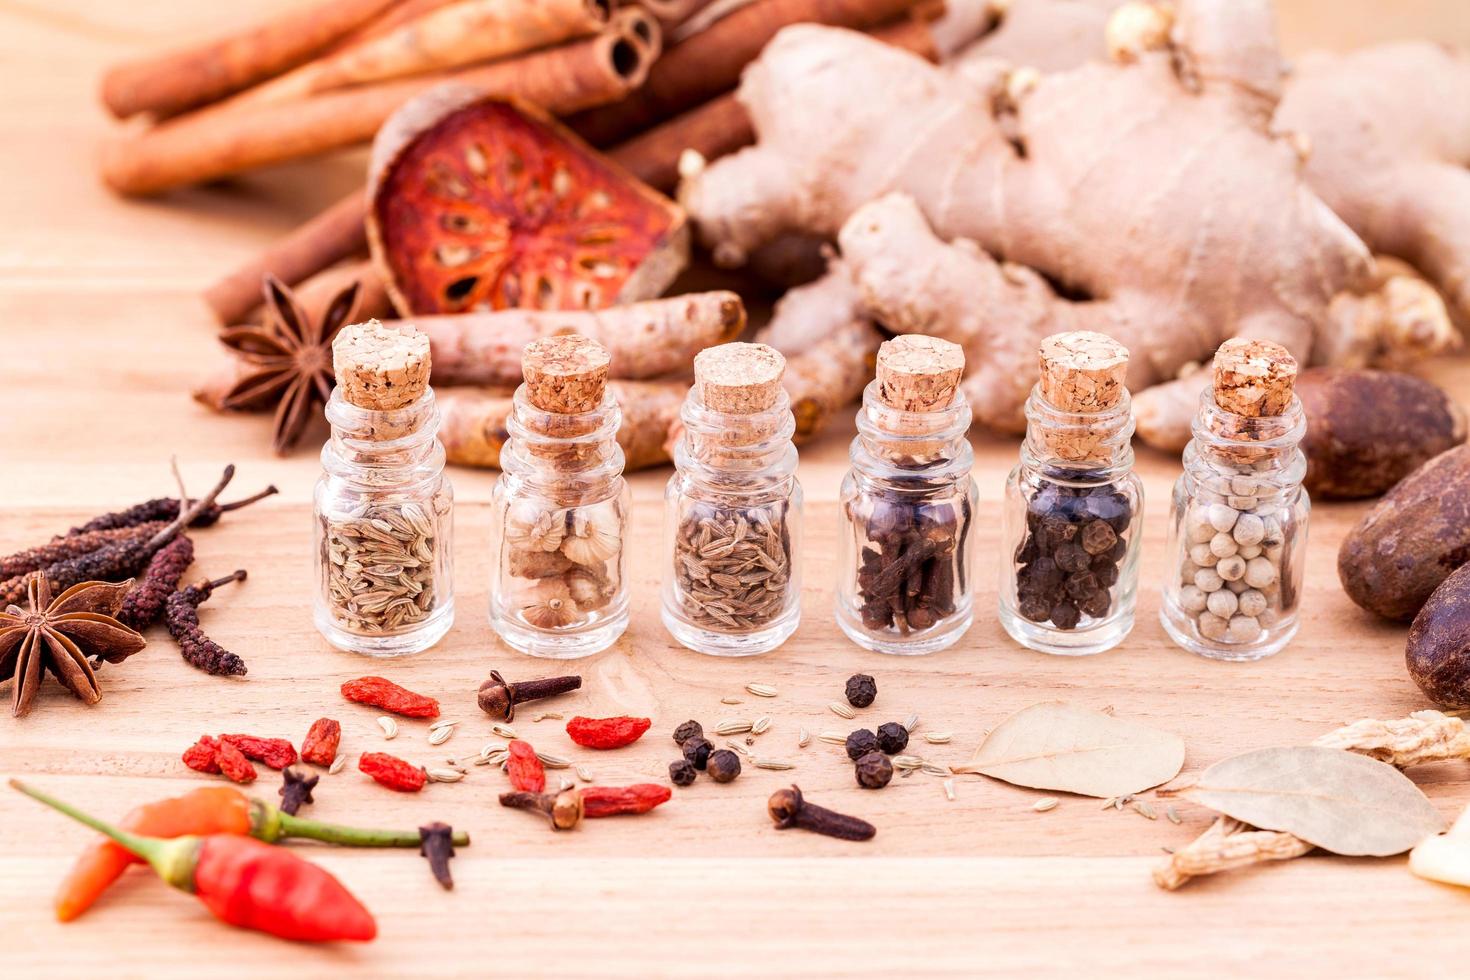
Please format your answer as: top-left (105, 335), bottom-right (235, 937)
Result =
top-left (368, 93), bottom-right (687, 316)
top-left (854, 751), bottom-right (893, 789)
top-left (1339, 444), bottom-right (1470, 621)
top-left (1406, 562), bottom-right (1470, 709)
top-left (1297, 367), bottom-right (1465, 500)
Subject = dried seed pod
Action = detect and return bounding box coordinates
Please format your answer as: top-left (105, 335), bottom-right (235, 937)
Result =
top-left (165, 571), bottom-right (249, 676)
top-left (0, 522), bottom-right (163, 580)
top-left (367, 92), bottom-right (687, 316)
top-left (117, 535), bottom-right (195, 631)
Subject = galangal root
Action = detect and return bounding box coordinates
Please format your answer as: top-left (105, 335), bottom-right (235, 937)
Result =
top-left (679, 1), bottom-right (1454, 450)
top-left (1155, 710), bottom-right (1470, 889)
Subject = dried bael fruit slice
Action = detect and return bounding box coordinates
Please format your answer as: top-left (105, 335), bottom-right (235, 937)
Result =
top-left (368, 87), bottom-right (687, 315)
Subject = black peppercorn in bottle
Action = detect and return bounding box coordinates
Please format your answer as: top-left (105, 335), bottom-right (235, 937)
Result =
top-left (836, 336), bottom-right (976, 656)
top-left (1000, 333), bottom-right (1144, 656)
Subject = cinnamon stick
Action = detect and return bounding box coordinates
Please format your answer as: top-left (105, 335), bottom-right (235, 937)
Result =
top-left (204, 192), bottom-right (369, 325)
top-left (333, 0), bottom-right (465, 49)
top-left (100, 0), bottom-right (399, 119)
top-left (236, 0), bottom-right (613, 107)
top-left (643, 0), bottom-right (718, 29)
top-left (567, 0), bottom-right (926, 146)
top-left (403, 292), bottom-right (746, 386)
top-left (102, 30), bottom-right (654, 196)
top-left (605, 14), bottom-right (936, 191)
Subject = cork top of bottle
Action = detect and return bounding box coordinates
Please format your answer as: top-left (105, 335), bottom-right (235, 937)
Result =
top-left (332, 319), bottom-right (431, 411)
top-left (875, 335), bottom-right (964, 413)
top-left (521, 334), bottom-right (610, 414)
top-left (1037, 331), bottom-right (1128, 413)
top-left (1212, 338), bottom-right (1298, 418)
top-left (694, 342), bottom-right (785, 415)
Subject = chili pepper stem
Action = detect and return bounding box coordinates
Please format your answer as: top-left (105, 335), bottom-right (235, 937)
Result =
top-left (250, 800), bottom-right (470, 847)
top-left (10, 779), bottom-right (200, 890)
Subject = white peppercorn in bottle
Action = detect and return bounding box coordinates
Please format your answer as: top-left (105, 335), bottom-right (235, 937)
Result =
top-left (1000, 332), bottom-right (1144, 655)
top-left (1161, 339), bottom-right (1309, 660)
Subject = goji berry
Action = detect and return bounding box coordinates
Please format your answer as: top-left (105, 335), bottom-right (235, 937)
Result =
top-left (300, 718), bottom-right (342, 767)
top-left (581, 784), bottom-right (671, 818)
top-left (341, 676), bottom-right (440, 718)
top-left (506, 740), bottom-right (545, 793)
top-left (215, 740), bottom-right (258, 784)
top-left (565, 716), bottom-right (651, 750)
top-left (358, 752), bottom-right (427, 793)
top-left (220, 734), bottom-right (298, 770)
top-left (182, 735), bottom-right (222, 774)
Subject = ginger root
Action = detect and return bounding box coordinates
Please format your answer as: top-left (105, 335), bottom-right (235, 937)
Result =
top-left (1312, 710), bottom-right (1470, 768)
top-left (437, 380), bottom-right (686, 472)
top-left (1154, 817), bottom-right (1313, 891)
top-left (397, 291), bottom-right (745, 387)
top-left (680, 3), bottom-right (1452, 449)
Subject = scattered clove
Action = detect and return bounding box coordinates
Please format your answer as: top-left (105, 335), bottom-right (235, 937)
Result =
top-left (477, 670), bottom-right (582, 722)
top-left (418, 822), bottom-right (457, 890)
top-left (277, 768), bottom-right (318, 816)
top-left (767, 785), bottom-right (876, 841)
top-left (500, 789), bottom-right (584, 831)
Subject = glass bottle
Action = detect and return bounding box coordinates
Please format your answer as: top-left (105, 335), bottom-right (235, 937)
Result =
top-left (315, 322), bottom-right (454, 656)
top-left (1161, 339), bottom-right (1308, 660)
top-left (489, 335), bottom-right (629, 659)
top-left (837, 335), bottom-right (976, 655)
top-left (663, 342), bottom-right (802, 657)
top-left (999, 332), bottom-right (1144, 656)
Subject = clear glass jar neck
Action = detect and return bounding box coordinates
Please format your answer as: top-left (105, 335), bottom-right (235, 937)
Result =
top-left (850, 379), bottom-right (973, 483)
top-left (1018, 385), bottom-right (1136, 484)
top-left (500, 386), bottom-right (625, 503)
top-left (1183, 389), bottom-right (1307, 488)
top-left (321, 388), bottom-right (444, 488)
top-left (673, 386), bottom-right (798, 491)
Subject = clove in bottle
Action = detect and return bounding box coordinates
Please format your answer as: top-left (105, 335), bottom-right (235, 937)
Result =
top-left (836, 336), bottom-right (976, 655)
top-left (999, 332), bottom-right (1144, 655)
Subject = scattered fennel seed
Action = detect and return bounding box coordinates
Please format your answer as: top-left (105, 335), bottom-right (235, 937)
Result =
top-left (1033, 798), bottom-right (1060, 812)
top-left (377, 716), bottom-right (398, 740)
top-left (752, 716), bottom-right (772, 735)
top-left (746, 683), bottom-right (779, 698)
top-left (922, 732), bottom-right (952, 744)
top-left (828, 702), bottom-right (856, 720)
top-left (328, 754), bottom-right (348, 775)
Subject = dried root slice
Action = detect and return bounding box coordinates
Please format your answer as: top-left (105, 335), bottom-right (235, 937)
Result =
top-left (368, 91), bottom-right (689, 316)
top-left (1312, 710), bottom-right (1470, 768)
top-left (772, 316), bottom-right (882, 441)
top-left (1153, 817), bottom-right (1314, 891)
top-left (404, 291), bottom-right (744, 386)
top-left (437, 380), bottom-right (685, 471)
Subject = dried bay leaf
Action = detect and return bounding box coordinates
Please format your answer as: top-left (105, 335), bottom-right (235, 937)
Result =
top-left (952, 701), bottom-right (1185, 798)
top-left (1180, 746), bottom-right (1444, 857)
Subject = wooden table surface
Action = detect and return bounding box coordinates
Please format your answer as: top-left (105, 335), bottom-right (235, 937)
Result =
top-left (3, 2), bottom-right (1469, 977)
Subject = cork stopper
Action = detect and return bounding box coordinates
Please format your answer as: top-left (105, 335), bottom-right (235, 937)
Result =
top-left (521, 335), bottom-right (610, 414)
top-left (876, 336), bottom-right (964, 413)
top-left (1037, 331), bottom-right (1128, 413)
top-left (694, 342), bottom-right (785, 415)
top-left (332, 319), bottom-right (431, 411)
top-left (1213, 338), bottom-right (1298, 418)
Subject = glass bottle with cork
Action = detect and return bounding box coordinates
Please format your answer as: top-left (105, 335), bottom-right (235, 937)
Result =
top-left (1161, 338), bottom-right (1308, 660)
top-left (488, 334), bottom-right (629, 659)
top-left (1000, 332), bottom-right (1143, 655)
top-left (315, 320), bottom-right (454, 656)
top-left (663, 342), bottom-right (802, 657)
top-left (836, 335), bottom-right (976, 655)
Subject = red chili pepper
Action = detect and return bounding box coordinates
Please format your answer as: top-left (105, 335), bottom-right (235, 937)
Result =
top-left (566, 715), bottom-right (652, 750)
top-left (299, 718), bottom-right (341, 767)
top-left (215, 740), bottom-right (258, 784)
top-left (506, 740), bottom-right (546, 793)
top-left (341, 676), bottom-right (440, 718)
top-left (358, 752), bottom-right (427, 792)
top-left (182, 735), bottom-right (223, 774)
top-left (581, 784), bottom-right (671, 818)
top-left (220, 734), bottom-right (297, 770)
top-left (13, 780), bottom-right (376, 943)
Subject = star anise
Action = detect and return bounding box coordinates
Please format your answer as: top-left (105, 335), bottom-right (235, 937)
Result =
top-left (217, 275), bottom-right (361, 454)
top-left (0, 575), bottom-right (146, 718)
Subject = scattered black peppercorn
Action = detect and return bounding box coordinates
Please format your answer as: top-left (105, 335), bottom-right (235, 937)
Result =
top-left (876, 722), bottom-right (909, 754)
top-left (707, 749), bottom-right (742, 783)
top-left (277, 767), bottom-right (318, 816)
top-left (845, 729), bottom-right (879, 760)
top-left (854, 751), bottom-right (894, 789)
top-left (418, 822), bottom-right (456, 890)
top-left (669, 759), bottom-right (698, 786)
top-left (682, 736), bottom-right (713, 770)
top-left (672, 720), bottom-right (704, 744)
top-left (1014, 477), bottom-right (1132, 631)
top-left (844, 673), bottom-right (877, 708)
